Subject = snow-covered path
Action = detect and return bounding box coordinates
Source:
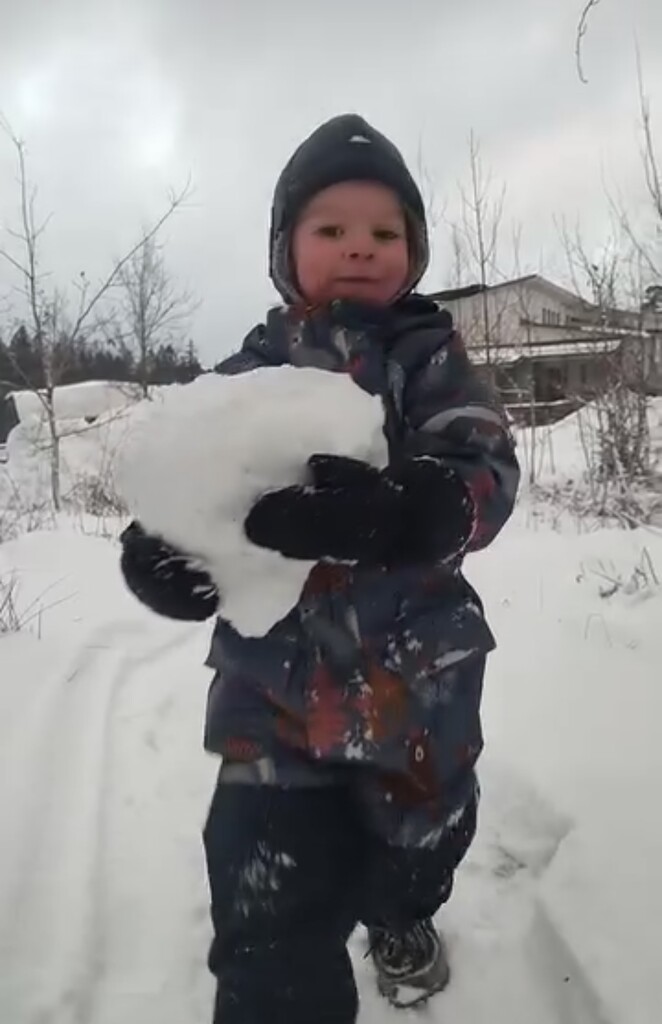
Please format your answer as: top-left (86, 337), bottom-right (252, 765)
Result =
top-left (0, 629), bottom-right (567, 1024)
top-left (1, 632), bottom-right (125, 1020)
top-left (354, 756), bottom-right (569, 1024)
top-left (1, 522), bottom-right (661, 1023)
top-left (79, 625), bottom-right (214, 1024)
top-left (0, 616), bottom-right (216, 1023)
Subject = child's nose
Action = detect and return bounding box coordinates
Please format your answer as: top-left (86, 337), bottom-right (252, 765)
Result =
top-left (346, 235), bottom-right (375, 260)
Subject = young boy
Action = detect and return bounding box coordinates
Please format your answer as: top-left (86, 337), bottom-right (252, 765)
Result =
top-left (120, 114), bottom-right (520, 1024)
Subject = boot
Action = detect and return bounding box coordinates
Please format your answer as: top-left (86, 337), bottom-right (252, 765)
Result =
top-left (367, 918), bottom-right (450, 1008)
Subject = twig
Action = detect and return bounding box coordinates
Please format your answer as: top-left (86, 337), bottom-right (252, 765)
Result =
top-left (576, 0), bottom-right (602, 85)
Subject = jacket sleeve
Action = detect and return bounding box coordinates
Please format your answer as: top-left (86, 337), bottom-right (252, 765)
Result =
top-left (213, 323), bottom-right (271, 376)
top-left (399, 329), bottom-right (520, 552)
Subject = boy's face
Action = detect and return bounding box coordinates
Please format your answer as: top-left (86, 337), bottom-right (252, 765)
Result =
top-left (291, 181), bottom-right (410, 306)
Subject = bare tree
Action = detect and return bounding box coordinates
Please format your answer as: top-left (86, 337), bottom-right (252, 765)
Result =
top-left (559, 218), bottom-right (623, 314)
top-left (561, 45), bottom-right (662, 521)
top-left (0, 117), bottom-right (191, 510)
top-left (458, 132), bottom-right (506, 369)
top-left (447, 223), bottom-right (467, 290)
top-left (638, 66), bottom-right (662, 228)
top-left (415, 136), bottom-right (444, 237)
top-left (559, 219), bottom-right (652, 518)
top-left (609, 55), bottom-right (662, 287)
top-left (505, 226), bottom-right (544, 485)
top-left (113, 236), bottom-right (196, 399)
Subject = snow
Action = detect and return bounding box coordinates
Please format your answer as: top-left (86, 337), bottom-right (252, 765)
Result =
top-left (1, 385), bottom-right (184, 521)
top-left (1, 390), bottom-right (662, 1022)
top-left (0, 531), bottom-right (215, 1023)
top-left (516, 395), bottom-right (662, 492)
top-left (513, 396), bottom-right (662, 531)
top-left (534, 818), bottom-right (662, 1024)
top-left (115, 368), bottom-right (388, 635)
top-left (10, 380), bottom-right (142, 423)
top-left (4, 410), bottom-right (132, 518)
top-left (469, 521), bottom-right (662, 1023)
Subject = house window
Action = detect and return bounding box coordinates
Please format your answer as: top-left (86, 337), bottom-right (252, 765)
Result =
top-left (542, 307), bottom-right (562, 326)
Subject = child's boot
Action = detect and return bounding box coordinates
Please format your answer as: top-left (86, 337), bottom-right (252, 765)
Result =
top-left (367, 918), bottom-right (450, 1008)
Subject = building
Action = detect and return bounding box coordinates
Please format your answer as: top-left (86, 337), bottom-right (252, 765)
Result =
top-left (430, 275), bottom-right (662, 423)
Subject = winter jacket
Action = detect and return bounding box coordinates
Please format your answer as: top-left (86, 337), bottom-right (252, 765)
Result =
top-left (204, 296), bottom-right (520, 845)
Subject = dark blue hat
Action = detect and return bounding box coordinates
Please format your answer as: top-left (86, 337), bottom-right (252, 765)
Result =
top-left (269, 114), bottom-right (429, 303)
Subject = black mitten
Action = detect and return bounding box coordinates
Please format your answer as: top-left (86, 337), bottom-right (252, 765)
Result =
top-left (244, 454), bottom-right (475, 567)
top-left (386, 456), bottom-right (476, 565)
top-left (120, 521), bottom-right (219, 621)
top-left (244, 455), bottom-right (400, 563)
top-left (306, 453), bottom-right (382, 489)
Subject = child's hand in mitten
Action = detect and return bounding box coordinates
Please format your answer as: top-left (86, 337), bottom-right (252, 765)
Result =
top-left (385, 456), bottom-right (476, 565)
top-left (305, 453), bottom-right (382, 489)
top-left (120, 521), bottom-right (220, 621)
top-left (243, 454), bottom-right (399, 564)
top-left (244, 453), bottom-right (476, 568)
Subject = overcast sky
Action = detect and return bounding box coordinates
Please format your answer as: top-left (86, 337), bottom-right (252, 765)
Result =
top-left (1, 0), bottom-right (661, 365)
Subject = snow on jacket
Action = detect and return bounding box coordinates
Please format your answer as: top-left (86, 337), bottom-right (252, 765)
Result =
top-left (204, 295), bottom-right (520, 845)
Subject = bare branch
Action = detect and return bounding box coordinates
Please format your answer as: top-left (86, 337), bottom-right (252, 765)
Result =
top-left (608, 198), bottom-right (660, 282)
top-left (0, 247), bottom-right (30, 279)
top-left (415, 135), bottom-right (444, 233)
top-left (602, 55), bottom-right (661, 284)
top-left (452, 130), bottom-right (508, 366)
top-left (0, 121), bottom-right (49, 371)
top-left (557, 214), bottom-right (625, 314)
top-left (68, 180), bottom-right (193, 343)
top-left (636, 48), bottom-right (662, 224)
top-left (5, 225), bottom-right (29, 244)
top-left (31, 211), bottom-right (55, 243)
top-left (576, 0), bottom-right (602, 85)
top-left (112, 230), bottom-right (197, 397)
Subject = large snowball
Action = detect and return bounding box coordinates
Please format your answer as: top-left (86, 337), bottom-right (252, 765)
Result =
top-left (116, 367), bottom-right (388, 635)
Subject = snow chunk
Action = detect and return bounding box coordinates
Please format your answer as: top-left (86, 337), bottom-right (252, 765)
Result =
top-left (116, 368), bottom-right (388, 635)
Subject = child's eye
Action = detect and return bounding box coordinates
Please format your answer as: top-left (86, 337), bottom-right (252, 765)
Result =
top-left (316, 225), bottom-right (343, 239)
top-left (374, 228), bottom-right (402, 242)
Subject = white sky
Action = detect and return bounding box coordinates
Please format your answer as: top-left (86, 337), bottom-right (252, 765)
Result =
top-left (1, 0), bottom-right (661, 366)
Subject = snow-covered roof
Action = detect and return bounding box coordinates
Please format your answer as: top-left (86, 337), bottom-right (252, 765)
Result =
top-left (468, 337), bottom-right (622, 365)
top-left (430, 274), bottom-right (595, 310)
top-left (8, 380), bottom-right (141, 422)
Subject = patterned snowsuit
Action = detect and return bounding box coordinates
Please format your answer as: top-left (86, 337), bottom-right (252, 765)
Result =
top-left (204, 297), bottom-right (519, 845)
top-left (202, 297), bottom-right (519, 1024)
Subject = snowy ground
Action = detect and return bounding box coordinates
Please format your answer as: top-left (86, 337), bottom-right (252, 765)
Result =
top-left (1, 398), bottom-right (662, 1023)
top-left (514, 397), bottom-right (662, 529)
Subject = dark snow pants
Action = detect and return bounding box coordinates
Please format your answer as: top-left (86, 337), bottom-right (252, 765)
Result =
top-left (203, 773), bottom-right (477, 1024)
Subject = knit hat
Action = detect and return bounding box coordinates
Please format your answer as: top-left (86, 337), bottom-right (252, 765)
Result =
top-left (269, 114), bottom-right (429, 303)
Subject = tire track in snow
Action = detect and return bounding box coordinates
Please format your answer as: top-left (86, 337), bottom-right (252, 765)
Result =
top-left (0, 619), bottom-right (209, 1024)
top-left (81, 622), bottom-right (216, 1024)
top-left (353, 758), bottom-right (572, 1024)
top-left (0, 632), bottom-right (128, 1023)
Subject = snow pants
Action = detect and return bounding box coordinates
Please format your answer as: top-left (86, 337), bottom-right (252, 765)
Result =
top-left (203, 772), bottom-right (477, 1024)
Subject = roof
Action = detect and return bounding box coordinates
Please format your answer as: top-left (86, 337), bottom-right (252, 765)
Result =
top-left (468, 337), bottom-right (623, 365)
top-left (428, 274), bottom-right (595, 310)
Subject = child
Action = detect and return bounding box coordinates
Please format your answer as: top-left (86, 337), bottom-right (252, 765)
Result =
top-left (120, 114), bottom-right (520, 1024)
